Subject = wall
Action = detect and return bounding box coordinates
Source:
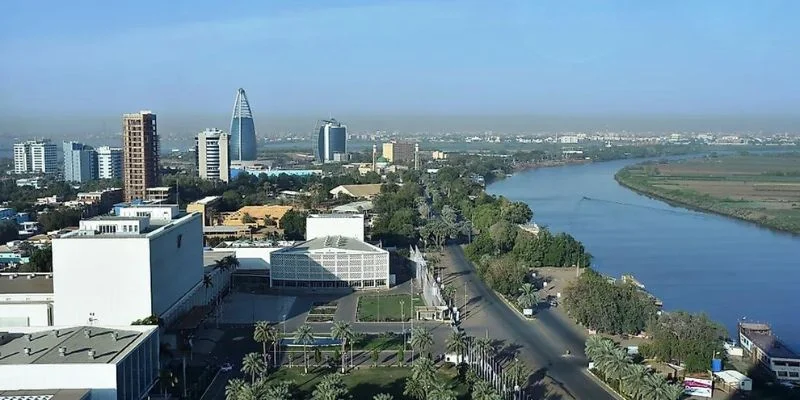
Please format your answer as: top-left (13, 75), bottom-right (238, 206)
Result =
top-left (0, 363), bottom-right (117, 397)
top-left (209, 247), bottom-right (278, 270)
top-left (306, 215), bottom-right (364, 241)
top-left (52, 237), bottom-right (152, 326)
top-left (0, 302), bottom-right (51, 326)
top-left (148, 214), bottom-right (203, 316)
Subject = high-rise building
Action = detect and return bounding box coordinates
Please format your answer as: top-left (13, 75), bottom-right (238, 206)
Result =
top-left (63, 141), bottom-right (97, 183)
top-left (96, 146), bottom-right (124, 180)
top-left (230, 88), bottom-right (257, 162)
top-left (13, 140), bottom-right (58, 174)
top-left (317, 119), bottom-right (347, 163)
top-left (382, 140), bottom-right (415, 163)
top-left (195, 128), bottom-right (230, 182)
top-left (122, 111), bottom-right (159, 202)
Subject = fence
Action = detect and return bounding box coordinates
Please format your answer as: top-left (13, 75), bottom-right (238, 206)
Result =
top-left (410, 246), bottom-right (445, 308)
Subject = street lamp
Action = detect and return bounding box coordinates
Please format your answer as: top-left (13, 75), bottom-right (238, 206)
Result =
top-left (400, 300), bottom-right (405, 346)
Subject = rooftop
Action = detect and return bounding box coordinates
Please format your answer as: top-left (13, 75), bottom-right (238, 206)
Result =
top-left (60, 212), bottom-right (196, 239)
top-left (308, 213), bottom-right (365, 219)
top-left (0, 273), bottom-right (53, 294)
top-left (277, 235), bottom-right (385, 254)
top-left (0, 326), bottom-right (155, 365)
top-left (0, 389), bottom-right (90, 400)
top-left (192, 196), bottom-right (221, 206)
top-left (742, 330), bottom-right (799, 359)
top-left (330, 184), bottom-right (383, 198)
top-left (332, 201), bottom-right (374, 213)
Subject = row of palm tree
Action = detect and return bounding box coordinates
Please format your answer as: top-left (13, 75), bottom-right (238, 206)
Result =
top-left (585, 335), bottom-right (685, 400)
top-left (225, 377), bottom-right (290, 400)
top-left (404, 356), bottom-right (457, 400)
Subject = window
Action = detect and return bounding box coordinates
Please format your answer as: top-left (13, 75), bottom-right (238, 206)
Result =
top-left (777, 371), bottom-right (788, 377)
top-left (790, 372), bottom-right (800, 378)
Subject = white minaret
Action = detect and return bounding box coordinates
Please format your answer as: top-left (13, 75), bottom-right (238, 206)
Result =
top-left (414, 143), bottom-right (420, 170)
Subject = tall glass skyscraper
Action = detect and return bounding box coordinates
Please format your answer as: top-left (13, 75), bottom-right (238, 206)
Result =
top-left (317, 119), bottom-right (347, 163)
top-left (230, 88), bottom-right (257, 161)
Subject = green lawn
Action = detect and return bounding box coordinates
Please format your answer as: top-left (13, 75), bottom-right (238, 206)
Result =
top-left (262, 366), bottom-right (469, 400)
top-left (357, 294), bottom-right (423, 322)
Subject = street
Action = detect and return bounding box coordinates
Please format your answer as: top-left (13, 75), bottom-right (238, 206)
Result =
top-left (446, 244), bottom-right (618, 400)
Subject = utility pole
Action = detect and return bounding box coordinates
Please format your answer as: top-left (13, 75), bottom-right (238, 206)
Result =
top-left (400, 300), bottom-right (405, 344)
top-left (464, 280), bottom-right (467, 315)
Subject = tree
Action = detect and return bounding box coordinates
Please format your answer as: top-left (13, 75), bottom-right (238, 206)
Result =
top-left (264, 381), bottom-right (293, 400)
top-left (506, 359), bottom-right (529, 390)
top-left (331, 321), bottom-right (353, 373)
top-left (312, 373), bottom-right (348, 400)
top-left (314, 346), bottom-right (323, 367)
top-left (409, 356), bottom-right (436, 394)
top-left (441, 284), bottom-right (456, 307)
top-left (640, 311), bottom-right (726, 373)
top-left (397, 347), bottom-right (405, 366)
top-left (280, 210), bottom-right (307, 240)
top-left (429, 379), bottom-right (456, 400)
top-left (597, 347), bottom-right (631, 388)
top-left (253, 321), bottom-right (272, 364)
top-left (471, 380), bottom-right (501, 400)
top-left (621, 364), bottom-right (650, 400)
top-left (410, 326), bottom-right (433, 359)
top-left (225, 378), bottom-right (247, 400)
top-left (0, 220), bottom-right (19, 244)
top-left (241, 352), bottom-right (265, 384)
top-left (241, 212), bottom-right (256, 224)
top-left (488, 220), bottom-right (517, 253)
top-left (446, 330), bottom-right (468, 363)
top-left (371, 347), bottom-right (380, 367)
top-left (516, 283), bottom-right (539, 310)
top-left (296, 324), bottom-right (315, 374)
top-left (373, 394), bottom-right (393, 400)
top-left (24, 246), bottom-right (52, 273)
top-left (475, 336), bottom-right (494, 360)
top-left (500, 201), bottom-right (533, 224)
top-left (202, 273), bottom-right (213, 304)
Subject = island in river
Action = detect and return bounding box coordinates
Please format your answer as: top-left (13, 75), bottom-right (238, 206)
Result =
top-left (615, 153), bottom-right (800, 234)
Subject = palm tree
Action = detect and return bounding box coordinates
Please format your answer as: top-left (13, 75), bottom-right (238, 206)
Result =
top-left (373, 394), bottom-right (394, 400)
top-left (266, 324), bottom-right (281, 366)
top-left (314, 346), bottom-right (323, 367)
top-left (225, 378), bottom-right (247, 400)
top-left (331, 321), bottom-right (353, 373)
top-left (621, 364), bottom-right (651, 400)
top-left (471, 380), bottom-right (501, 400)
top-left (442, 284), bottom-right (456, 307)
top-left (410, 326), bottom-right (433, 359)
top-left (403, 376), bottom-right (425, 400)
top-left (506, 359), bottom-right (529, 390)
top-left (312, 373), bottom-right (348, 400)
top-left (516, 283), bottom-right (538, 310)
top-left (662, 382), bottom-right (685, 400)
top-left (597, 347), bottom-right (631, 389)
top-left (584, 335), bottom-right (616, 362)
top-left (446, 330), bottom-right (468, 363)
top-left (223, 254), bottom-right (240, 270)
top-left (264, 381), bottom-right (292, 400)
top-left (429, 380), bottom-right (457, 400)
top-left (411, 356), bottom-right (437, 392)
top-left (202, 273), bottom-right (214, 304)
top-left (253, 321), bottom-right (271, 363)
top-left (241, 352), bottom-right (265, 383)
top-left (239, 378), bottom-right (268, 400)
top-left (296, 324), bottom-right (315, 374)
top-left (475, 336), bottom-right (494, 361)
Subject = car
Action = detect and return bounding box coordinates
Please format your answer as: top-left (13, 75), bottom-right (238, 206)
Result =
top-left (220, 362), bottom-right (233, 372)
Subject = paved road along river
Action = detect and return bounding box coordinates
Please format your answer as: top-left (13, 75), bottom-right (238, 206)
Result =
top-left (488, 158), bottom-right (800, 350)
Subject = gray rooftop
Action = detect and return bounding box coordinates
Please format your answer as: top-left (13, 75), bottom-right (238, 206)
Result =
top-left (0, 274), bottom-right (53, 294)
top-left (0, 326), bottom-right (152, 365)
top-left (278, 236), bottom-right (385, 254)
top-left (742, 330), bottom-right (799, 359)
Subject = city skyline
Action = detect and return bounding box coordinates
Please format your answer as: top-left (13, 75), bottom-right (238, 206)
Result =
top-left (2, 1), bottom-right (800, 120)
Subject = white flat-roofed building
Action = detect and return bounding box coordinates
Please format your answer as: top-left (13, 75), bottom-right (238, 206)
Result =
top-left (270, 235), bottom-right (389, 289)
top-left (0, 273), bottom-right (54, 327)
top-left (306, 213), bottom-right (365, 241)
top-left (52, 205), bottom-right (203, 326)
top-left (0, 324), bottom-right (158, 400)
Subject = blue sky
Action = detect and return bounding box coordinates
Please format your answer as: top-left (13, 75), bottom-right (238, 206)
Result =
top-left (1, 0), bottom-right (799, 117)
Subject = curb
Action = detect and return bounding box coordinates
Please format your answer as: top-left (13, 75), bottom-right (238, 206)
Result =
top-left (585, 369), bottom-right (627, 400)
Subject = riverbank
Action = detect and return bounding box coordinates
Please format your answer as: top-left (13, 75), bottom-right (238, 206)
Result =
top-left (614, 155), bottom-right (800, 235)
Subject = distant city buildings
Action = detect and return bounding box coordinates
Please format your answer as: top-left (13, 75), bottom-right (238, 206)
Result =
top-left (382, 140), bottom-right (415, 163)
top-left (195, 128), bottom-right (230, 182)
top-left (63, 141), bottom-right (97, 183)
top-left (230, 88), bottom-right (257, 162)
top-left (317, 119), bottom-right (347, 163)
top-left (13, 140), bottom-right (58, 174)
top-left (96, 146), bottom-right (123, 180)
top-left (122, 111), bottom-right (160, 202)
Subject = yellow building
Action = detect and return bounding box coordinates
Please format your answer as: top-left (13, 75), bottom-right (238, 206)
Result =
top-left (221, 205), bottom-right (294, 228)
top-left (382, 141), bottom-right (415, 163)
top-left (187, 196), bottom-right (222, 226)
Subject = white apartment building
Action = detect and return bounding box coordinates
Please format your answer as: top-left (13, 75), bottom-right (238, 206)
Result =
top-left (14, 140), bottom-right (58, 174)
top-left (96, 146), bottom-right (123, 180)
top-left (0, 325), bottom-right (158, 400)
top-left (306, 213), bottom-right (365, 241)
top-left (52, 205), bottom-right (203, 326)
top-left (0, 273), bottom-right (54, 327)
top-left (195, 128), bottom-right (230, 182)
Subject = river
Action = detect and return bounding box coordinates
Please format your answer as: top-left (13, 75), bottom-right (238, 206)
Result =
top-left (488, 158), bottom-right (800, 350)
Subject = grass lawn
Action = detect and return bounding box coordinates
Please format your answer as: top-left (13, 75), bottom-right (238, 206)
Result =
top-left (357, 294), bottom-right (423, 322)
top-left (262, 365), bottom-right (469, 399)
top-left (287, 333), bottom-right (407, 351)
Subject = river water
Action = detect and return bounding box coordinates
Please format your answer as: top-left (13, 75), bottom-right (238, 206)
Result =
top-left (488, 158), bottom-right (800, 350)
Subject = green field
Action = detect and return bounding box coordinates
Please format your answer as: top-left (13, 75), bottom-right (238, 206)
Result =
top-left (616, 153), bottom-right (800, 233)
top-left (356, 294), bottom-right (423, 322)
top-left (261, 366), bottom-right (469, 400)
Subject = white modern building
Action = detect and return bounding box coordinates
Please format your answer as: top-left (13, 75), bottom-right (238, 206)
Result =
top-left (306, 213), bottom-right (365, 241)
top-left (0, 324), bottom-right (158, 400)
top-left (96, 146), bottom-right (124, 180)
top-left (63, 141), bottom-right (97, 183)
top-left (0, 273), bottom-right (54, 327)
top-left (52, 204), bottom-right (203, 326)
top-left (14, 140), bottom-right (58, 174)
top-left (317, 119), bottom-right (347, 163)
top-left (195, 128), bottom-right (231, 182)
top-left (270, 235), bottom-right (389, 289)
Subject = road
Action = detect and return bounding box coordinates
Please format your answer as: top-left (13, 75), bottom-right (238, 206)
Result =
top-left (446, 244), bottom-right (617, 400)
